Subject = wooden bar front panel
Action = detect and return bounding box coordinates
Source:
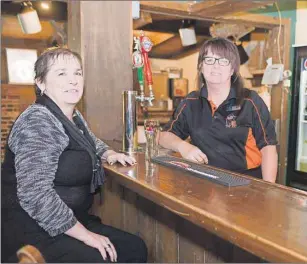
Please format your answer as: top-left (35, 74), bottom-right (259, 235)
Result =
top-left (91, 144), bottom-right (307, 263)
top-left (92, 176), bottom-right (263, 263)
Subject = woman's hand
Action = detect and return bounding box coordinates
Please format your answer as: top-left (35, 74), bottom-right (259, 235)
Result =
top-left (178, 141), bottom-right (208, 164)
top-left (103, 150), bottom-right (136, 166)
top-left (83, 230), bottom-right (117, 262)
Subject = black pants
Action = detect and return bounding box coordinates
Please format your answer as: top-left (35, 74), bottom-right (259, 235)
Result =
top-left (4, 215), bottom-right (147, 263)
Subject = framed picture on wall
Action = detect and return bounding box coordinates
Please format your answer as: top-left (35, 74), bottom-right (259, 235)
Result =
top-left (6, 48), bottom-right (37, 85)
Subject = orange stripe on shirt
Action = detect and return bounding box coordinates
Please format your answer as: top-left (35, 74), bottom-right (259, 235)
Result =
top-left (244, 98), bottom-right (269, 145)
top-left (167, 103), bottom-right (187, 132)
top-left (167, 97), bottom-right (198, 132)
top-left (245, 128), bottom-right (262, 169)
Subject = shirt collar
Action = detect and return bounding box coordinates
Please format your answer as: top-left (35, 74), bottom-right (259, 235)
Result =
top-left (200, 86), bottom-right (237, 101)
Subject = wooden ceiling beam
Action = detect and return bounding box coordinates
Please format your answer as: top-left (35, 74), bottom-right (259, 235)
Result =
top-left (140, 1), bottom-right (191, 13)
top-left (133, 30), bottom-right (174, 46)
top-left (187, 1), bottom-right (226, 13)
top-left (140, 0), bottom-right (279, 28)
top-left (222, 12), bottom-right (289, 27)
top-left (133, 11), bottom-right (152, 30)
top-left (140, 3), bottom-right (284, 29)
top-left (194, 0), bottom-right (275, 18)
top-left (1, 15), bottom-right (64, 40)
top-left (150, 13), bottom-right (186, 21)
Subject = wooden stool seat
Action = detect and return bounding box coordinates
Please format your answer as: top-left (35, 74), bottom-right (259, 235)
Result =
top-left (17, 245), bottom-right (45, 263)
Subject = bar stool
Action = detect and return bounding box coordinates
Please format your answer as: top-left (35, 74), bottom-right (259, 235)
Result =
top-left (17, 245), bottom-right (45, 263)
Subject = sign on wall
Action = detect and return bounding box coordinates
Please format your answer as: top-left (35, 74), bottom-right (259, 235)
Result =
top-left (6, 48), bottom-right (37, 85)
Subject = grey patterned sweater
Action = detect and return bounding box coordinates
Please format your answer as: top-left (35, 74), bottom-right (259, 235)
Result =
top-left (8, 104), bottom-right (110, 236)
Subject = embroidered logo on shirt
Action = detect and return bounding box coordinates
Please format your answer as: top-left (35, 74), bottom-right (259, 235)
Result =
top-left (226, 105), bottom-right (241, 111)
top-left (226, 113), bottom-right (237, 128)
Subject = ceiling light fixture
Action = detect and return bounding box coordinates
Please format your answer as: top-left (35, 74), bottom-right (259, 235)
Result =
top-left (41, 2), bottom-right (50, 10)
top-left (179, 20), bottom-right (197, 47)
top-left (17, 1), bottom-right (42, 34)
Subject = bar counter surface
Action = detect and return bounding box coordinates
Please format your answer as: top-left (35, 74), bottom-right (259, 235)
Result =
top-left (99, 142), bottom-right (307, 263)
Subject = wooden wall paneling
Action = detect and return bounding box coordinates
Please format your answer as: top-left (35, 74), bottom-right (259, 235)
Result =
top-left (177, 218), bottom-right (233, 263)
top-left (207, 235), bottom-right (234, 263)
top-left (77, 1), bottom-right (132, 141)
top-left (177, 218), bottom-right (205, 263)
top-left (99, 177), bottom-right (123, 229)
top-left (271, 86), bottom-right (283, 119)
top-left (264, 21), bottom-right (291, 184)
top-left (67, 1), bottom-right (81, 54)
top-left (154, 206), bottom-right (179, 263)
top-left (232, 245), bottom-right (263, 263)
top-left (137, 196), bottom-right (157, 263)
top-left (279, 20), bottom-right (291, 185)
top-left (265, 26), bottom-right (284, 120)
top-left (1, 47), bottom-right (8, 83)
top-left (67, 1), bottom-right (84, 113)
top-left (93, 173), bottom-right (270, 263)
top-left (121, 188), bottom-right (139, 235)
top-left (95, 179), bottom-right (111, 224)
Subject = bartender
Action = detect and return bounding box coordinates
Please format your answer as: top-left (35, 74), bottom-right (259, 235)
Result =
top-left (158, 37), bottom-right (278, 182)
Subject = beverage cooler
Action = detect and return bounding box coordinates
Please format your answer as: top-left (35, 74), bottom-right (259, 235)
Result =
top-left (287, 45), bottom-right (307, 190)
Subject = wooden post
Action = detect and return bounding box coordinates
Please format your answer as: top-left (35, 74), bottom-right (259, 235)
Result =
top-left (67, 1), bottom-right (133, 141)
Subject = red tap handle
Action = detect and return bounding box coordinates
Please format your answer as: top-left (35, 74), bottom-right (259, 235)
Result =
top-left (140, 35), bottom-right (153, 86)
top-left (143, 53), bottom-right (152, 85)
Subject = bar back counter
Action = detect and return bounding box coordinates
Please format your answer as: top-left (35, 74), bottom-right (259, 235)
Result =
top-left (91, 142), bottom-right (307, 263)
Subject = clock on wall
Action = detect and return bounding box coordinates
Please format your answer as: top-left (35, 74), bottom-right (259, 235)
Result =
top-left (6, 48), bottom-right (37, 85)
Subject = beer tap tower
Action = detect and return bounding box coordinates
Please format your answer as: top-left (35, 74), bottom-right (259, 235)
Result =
top-left (122, 32), bottom-right (154, 153)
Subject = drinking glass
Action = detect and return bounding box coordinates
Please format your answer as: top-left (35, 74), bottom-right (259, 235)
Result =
top-left (144, 119), bottom-right (160, 161)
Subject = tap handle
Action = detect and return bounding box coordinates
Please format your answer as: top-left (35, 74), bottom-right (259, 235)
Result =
top-left (140, 34), bottom-right (153, 86)
top-left (137, 67), bottom-right (144, 87)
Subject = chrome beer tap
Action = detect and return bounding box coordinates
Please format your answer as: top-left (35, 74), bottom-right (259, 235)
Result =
top-left (122, 32), bottom-right (155, 153)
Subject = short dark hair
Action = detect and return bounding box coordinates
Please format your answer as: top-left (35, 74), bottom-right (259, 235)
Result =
top-left (197, 37), bottom-right (246, 104)
top-left (34, 47), bottom-right (82, 96)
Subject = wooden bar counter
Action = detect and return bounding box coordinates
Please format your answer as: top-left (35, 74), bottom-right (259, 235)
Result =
top-left (91, 142), bottom-right (307, 263)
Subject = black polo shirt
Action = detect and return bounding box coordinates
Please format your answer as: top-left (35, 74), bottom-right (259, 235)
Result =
top-left (163, 87), bottom-right (277, 172)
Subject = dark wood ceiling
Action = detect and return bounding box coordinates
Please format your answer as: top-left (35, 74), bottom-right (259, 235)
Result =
top-left (2, 1), bottom-right (275, 59)
top-left (135, 15), bottom-right (212, 59)
top-left (134, 1), bottom-right (276, 60)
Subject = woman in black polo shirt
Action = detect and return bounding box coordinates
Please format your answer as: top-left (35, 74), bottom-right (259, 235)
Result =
top-left (159, 37), bottom-right (278, 182)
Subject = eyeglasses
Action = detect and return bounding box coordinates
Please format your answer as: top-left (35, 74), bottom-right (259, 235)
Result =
top-left (203, 57), bottom-right (230, 66)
